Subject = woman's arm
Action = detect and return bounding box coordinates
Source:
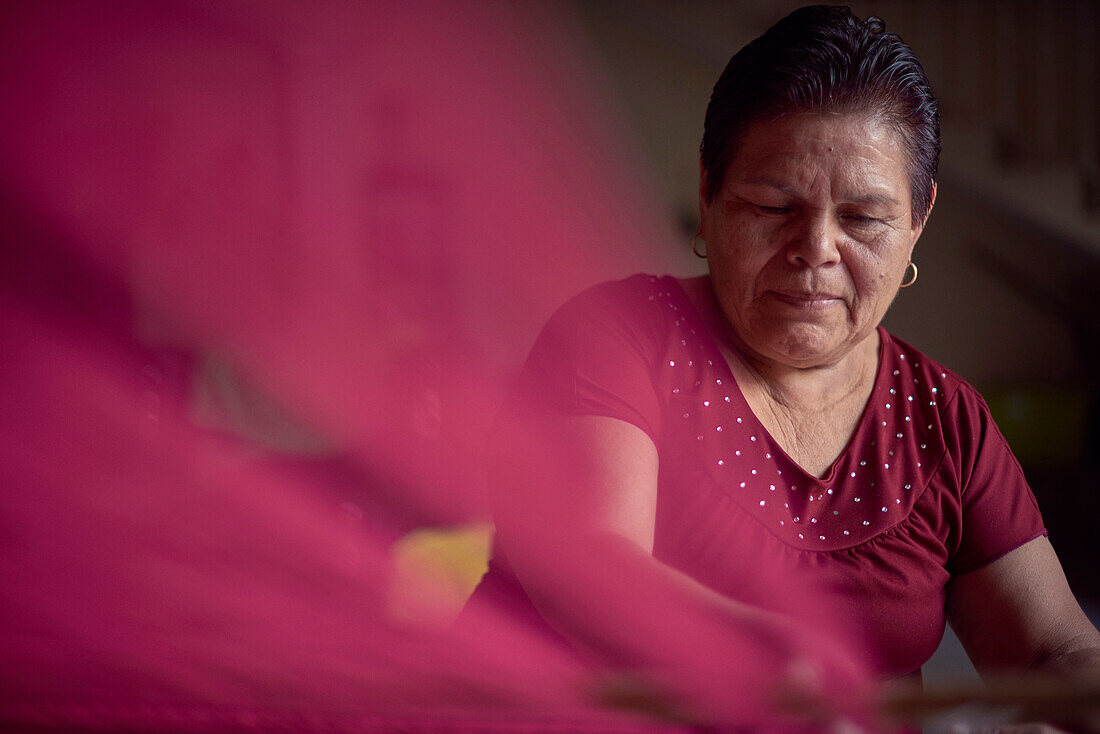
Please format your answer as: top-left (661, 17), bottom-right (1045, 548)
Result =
top-left (946, 536), bottom-right (1100, 729)
top-left (496, 415), bottom-right (782, 629)
top-left (947, 537), bottom-right (1100, 677)
top-left (490, 414), bottom-right (863, 725)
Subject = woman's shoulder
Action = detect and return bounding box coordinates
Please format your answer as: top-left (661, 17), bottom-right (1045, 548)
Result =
top-left (878, 329), bottom-right (1003, 459)
top-left (879, 329), bottom-right (982, 407)
top-left (563, 273), bottom-right (685, 308)
top-left (514, 274), bottom-right (692, 443)
top-left (542, 273), bottom-right (691, 338)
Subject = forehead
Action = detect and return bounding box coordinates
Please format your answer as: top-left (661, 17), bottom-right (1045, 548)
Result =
top-left (726, 113), bottom-right (910, 202)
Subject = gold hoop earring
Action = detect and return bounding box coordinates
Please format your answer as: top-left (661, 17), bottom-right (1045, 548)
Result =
top-left (900, 261), bottom-right (918, 288)
top-left (692, 233), bottom-right (707, 259)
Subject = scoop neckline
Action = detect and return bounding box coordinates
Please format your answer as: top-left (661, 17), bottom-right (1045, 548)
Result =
top-left (663, 275), bottom-right (888, 487)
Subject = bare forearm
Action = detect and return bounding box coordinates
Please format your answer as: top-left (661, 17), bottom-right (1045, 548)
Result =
top-left (511, 531), bottom-right (796, 658)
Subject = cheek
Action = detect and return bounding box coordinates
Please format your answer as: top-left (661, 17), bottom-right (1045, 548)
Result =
top-left (716, 228), bottom-right (779, 273)
top-left (854, 237), bottom-right (908, 285)
top-left (711, 249), bottom-right (769, 299)
top-left (708, 253), bottom-right (746, 295)
top-left (708, 234), bottom-right (743, 271)
top-left (848, 253), bottom-right (896, 300)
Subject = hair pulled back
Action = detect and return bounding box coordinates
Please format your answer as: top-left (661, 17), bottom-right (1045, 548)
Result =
top-left (700, 5), bottom-right (939, 225)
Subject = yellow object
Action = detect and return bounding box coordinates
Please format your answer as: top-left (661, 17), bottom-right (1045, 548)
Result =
top-left (387, 522), bottom-right (493, 627)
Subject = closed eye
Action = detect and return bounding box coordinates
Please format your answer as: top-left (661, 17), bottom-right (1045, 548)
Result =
top-left (754, 204), bottom-right (793, 216)
top-left (842, 213), bottom-right (880, 226)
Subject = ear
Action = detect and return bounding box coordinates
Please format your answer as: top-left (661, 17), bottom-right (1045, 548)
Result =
top-left (908, 180), bottom-right (936, 258)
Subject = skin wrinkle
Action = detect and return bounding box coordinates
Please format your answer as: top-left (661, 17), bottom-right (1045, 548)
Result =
top-left (701, 112), bottom-right (923, 372)
top-left (745, 348), bottom-right (874, 480)
top-left (716, 106), bottom-right (934, 228)
top-left (1026, 631), bottom-right (1100, 674)
top-left (695, 112), bottom-right (931, 477)
top-left (682, 275), bottom-right (880, 480)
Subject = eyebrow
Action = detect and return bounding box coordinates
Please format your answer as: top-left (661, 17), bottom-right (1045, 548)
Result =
top-left (735, 177), bottom-right (901, 207)
top-left (737, 177), bottom-right (799, 196)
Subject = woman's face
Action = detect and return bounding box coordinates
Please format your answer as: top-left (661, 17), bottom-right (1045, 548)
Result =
top-left (699, 112), bottom-right (932, 370)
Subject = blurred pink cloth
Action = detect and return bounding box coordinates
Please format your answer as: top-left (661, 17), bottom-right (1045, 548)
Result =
top-left (0, 1), bottom-right (874, 730)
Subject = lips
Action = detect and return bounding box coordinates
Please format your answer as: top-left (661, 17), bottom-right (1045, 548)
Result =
top-left (767, 290), bottom-right (843, 310)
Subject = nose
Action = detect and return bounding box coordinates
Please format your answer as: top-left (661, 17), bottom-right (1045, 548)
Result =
top-left (785, 213), bottom-right (841, 269)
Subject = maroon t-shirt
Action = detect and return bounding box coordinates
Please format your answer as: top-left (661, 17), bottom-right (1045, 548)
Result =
top-left (494, 273), bottom-right (1046, 678)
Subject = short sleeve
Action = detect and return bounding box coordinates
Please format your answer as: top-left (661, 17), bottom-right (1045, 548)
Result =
top-left (946, 386), bottom-right (1047, 575)
top-left (506, 275), bottom-right (665, 444)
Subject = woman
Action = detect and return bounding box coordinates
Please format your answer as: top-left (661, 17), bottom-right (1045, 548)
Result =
top-left (470, 5), bottom-right (1099, 728)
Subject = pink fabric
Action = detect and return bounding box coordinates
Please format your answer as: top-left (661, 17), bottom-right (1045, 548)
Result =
top-left (494, 274), bottom-right (1046, 678)
top-left (1, 2), bottom-right (871, 728)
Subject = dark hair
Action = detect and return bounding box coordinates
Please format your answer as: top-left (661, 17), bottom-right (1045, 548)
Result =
top-left (700, 5), bottom-right (939, 225)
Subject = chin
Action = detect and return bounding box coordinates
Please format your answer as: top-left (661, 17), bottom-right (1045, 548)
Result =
top-left (757, 325), bottom-right (847, 367)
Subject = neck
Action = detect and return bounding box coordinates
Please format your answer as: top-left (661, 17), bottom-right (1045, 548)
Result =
top-left (724, 325), bottom-right (880, 413)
